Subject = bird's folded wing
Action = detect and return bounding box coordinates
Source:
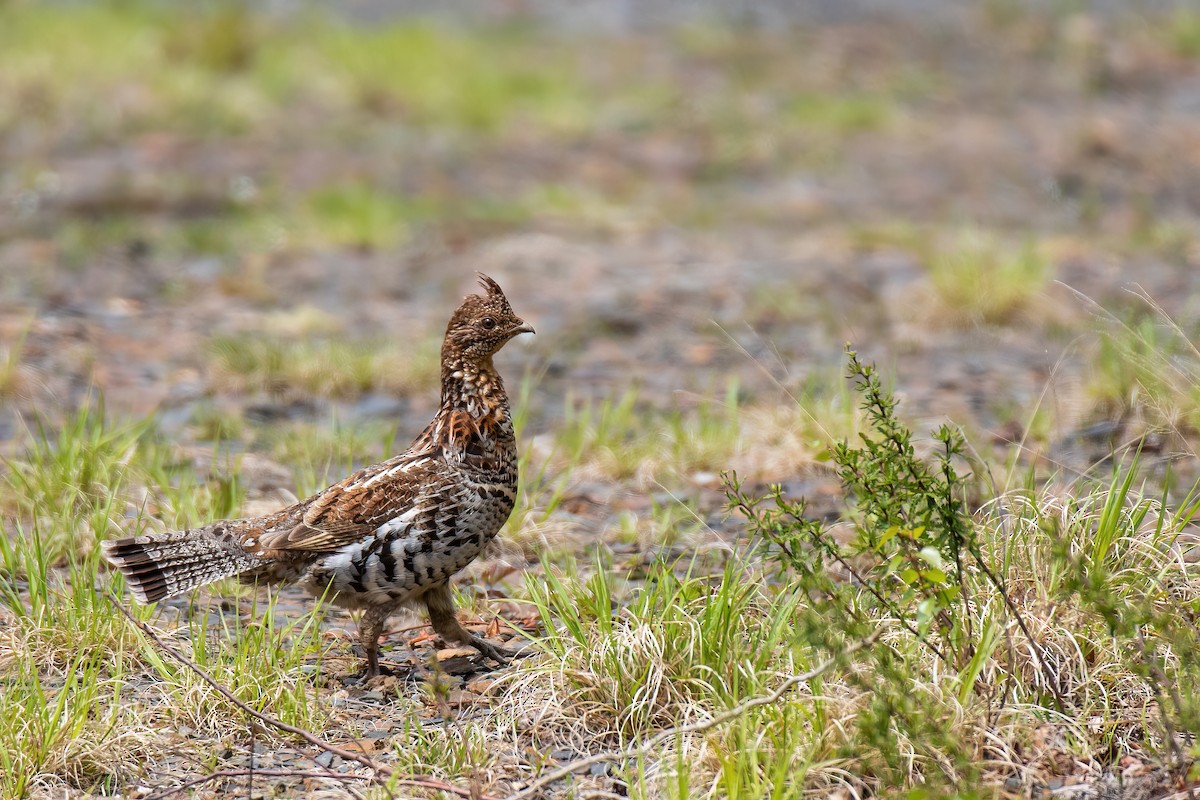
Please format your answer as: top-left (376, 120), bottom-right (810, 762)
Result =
top-left (256, 452), bottom-right (448, 553)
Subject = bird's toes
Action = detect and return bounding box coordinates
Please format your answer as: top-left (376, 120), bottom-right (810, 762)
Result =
top-left (469, 636), bottom-right (515, 665)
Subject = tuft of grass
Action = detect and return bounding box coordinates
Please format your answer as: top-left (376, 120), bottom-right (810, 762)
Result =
top-left (207, 334), bottom-right (440, 401)
top-left (1165, 8), bottom-right (1200, 58)
top-left (388, 717), bottom-right (497, 784)
top-left (170, 590), bottom-right (332, 734)
top-left (551, 382), bottom-right (860, 490)
top-left (1, 408), bottom-right (157, 566)
top-left (554, 388), bottom-right (741, 488)
top-left (0, 507), bottom-right (164, 796)
top-left (518, 560), bottom-right (809, 740)
top-left (0, 320), bottom-right (34, 402)
top-left (299, 183), bottom-right (424, 250)
top-left (0, 644), bottom-right (135, 798)
top-left (1088, 311), bottom-right (1200, 435)
top-left (264, 417), bottom-right (398, 498)
top-left (0, 405), bottom-right (245, 569)
top-left (925, 230), bottom-right (1054, 326)
top-left (786, 91), bottom-right (892, 134)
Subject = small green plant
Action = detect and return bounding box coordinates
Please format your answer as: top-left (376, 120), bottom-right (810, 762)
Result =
top-left (730, 350), bottom-right (989, 665)
top-left (722, 347), bottom-right (1200, 793)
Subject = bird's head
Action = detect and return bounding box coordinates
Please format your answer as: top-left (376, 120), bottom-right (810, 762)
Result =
top-left (443, 274), bottom-right (534, 365)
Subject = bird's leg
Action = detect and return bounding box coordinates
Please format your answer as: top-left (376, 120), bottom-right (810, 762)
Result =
top-left (424, 582), bottom-right (512, 665)
top-left (357, 604), bottom-right (392, 679)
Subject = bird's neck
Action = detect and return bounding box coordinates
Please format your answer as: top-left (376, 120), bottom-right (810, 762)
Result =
top-left (440, 355), bottom-right (508, 422)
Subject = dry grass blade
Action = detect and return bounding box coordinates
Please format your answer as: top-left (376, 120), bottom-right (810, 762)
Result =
top-left (105, 594), bottom-right (498, 800)
top-left (503, 628), bottom-right (883, 800)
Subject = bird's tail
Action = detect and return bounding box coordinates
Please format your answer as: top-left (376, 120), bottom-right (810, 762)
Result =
top-left (101, 524), bottom-right (262, 604)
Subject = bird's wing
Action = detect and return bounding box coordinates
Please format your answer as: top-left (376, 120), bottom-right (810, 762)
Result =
top-left (256, 440), bottom-right (447, 554)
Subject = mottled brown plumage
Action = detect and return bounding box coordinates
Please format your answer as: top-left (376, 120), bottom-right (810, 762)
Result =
top-left (103, 274), bottom-right (533, 676)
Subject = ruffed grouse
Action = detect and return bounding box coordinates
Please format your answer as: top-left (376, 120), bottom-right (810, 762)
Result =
top-left (103, 274), bottom-right (533, 677)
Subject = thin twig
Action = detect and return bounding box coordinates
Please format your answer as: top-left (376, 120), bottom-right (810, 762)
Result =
top-left (504, 628), bottom-right (883, 800)
top-left (106, 594), bottom-right (498, 800)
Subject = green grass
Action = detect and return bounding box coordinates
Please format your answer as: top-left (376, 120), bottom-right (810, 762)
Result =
top-left (847, 224), bottom-right (1058, 327)
top-left (174, 590), bottom-right (332, 734)
top-left (2, 358), bottom-right (1200, 796)
top-left (0, 4), bottom-right (593, 142)
top-left (555, 387), bottom-right (742, 486)
top-left (263, 417), bottom-right (399, 498)
top-left (283, 22), bottom-right (592, 134)
top-left (786, 91), bottom-right (892, 134)
top-left (0, 403), bottom-right (336, 795)
top-left (207, 333), bottom-right (440, 401)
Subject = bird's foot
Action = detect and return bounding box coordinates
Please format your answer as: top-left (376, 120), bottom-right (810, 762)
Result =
top-left (467, 635), bottom-right (537, 666)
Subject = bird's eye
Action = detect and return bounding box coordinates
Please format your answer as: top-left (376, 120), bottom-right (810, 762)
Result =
top-left (481, 317), bottom-right (497, 330)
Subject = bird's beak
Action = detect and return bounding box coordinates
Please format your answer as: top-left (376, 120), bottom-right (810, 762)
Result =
top-left (511, 321), bottom-right (535, 336)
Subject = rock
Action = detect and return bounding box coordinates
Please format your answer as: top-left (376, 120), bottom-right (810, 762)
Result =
top-left (436, 647), bottom-right (477, 661)
top-left (445, 690), bottom-right (482, 707)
